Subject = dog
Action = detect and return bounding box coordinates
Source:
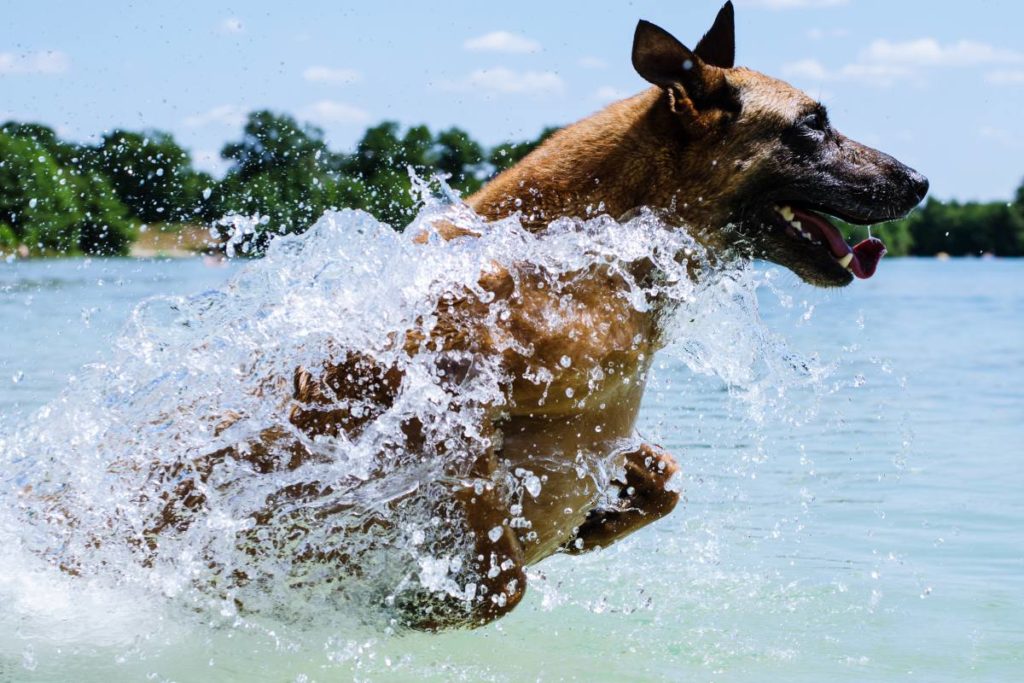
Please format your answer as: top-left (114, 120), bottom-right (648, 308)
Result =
top-left (144, 2), bottom-right (927, 630)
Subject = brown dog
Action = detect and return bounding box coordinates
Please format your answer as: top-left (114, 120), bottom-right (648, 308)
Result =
top-left (148, 2), bottom-right (928, 629)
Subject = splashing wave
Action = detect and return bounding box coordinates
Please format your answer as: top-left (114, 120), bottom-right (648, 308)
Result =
top-left (0, 190), bottom-right (824, 636)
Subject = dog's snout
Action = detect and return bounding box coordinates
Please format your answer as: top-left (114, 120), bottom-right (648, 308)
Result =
top-left (908, 169), bottom-right (929, 203)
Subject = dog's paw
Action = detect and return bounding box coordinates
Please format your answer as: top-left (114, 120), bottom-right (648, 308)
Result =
top-left (619, 443), bottom-right (682, 518)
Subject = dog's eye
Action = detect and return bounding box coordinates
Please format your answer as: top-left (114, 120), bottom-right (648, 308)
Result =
top-left (782, 109), bottom-right (832, 152)
top-left (799, 111), bottom-right (828, 133)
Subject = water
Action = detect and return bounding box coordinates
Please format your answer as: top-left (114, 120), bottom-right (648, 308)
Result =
top-left (0, 212), bottom-right (1021, 681)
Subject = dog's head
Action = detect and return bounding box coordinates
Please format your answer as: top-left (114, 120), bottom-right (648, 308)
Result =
top-left (632, 2), bottom-right (928, 286)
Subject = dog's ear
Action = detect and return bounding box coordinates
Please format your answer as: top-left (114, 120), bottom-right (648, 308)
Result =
top-left (632, 20), bottom-right (730, 121)
top-left (695, 1), bottom-right (735, 69)
top-left (632, 20), bottom-right (703, 91)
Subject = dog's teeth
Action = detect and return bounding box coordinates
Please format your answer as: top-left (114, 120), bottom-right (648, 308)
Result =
top-left (778, 206), bottom-right (795, 222)
top-left (790, 220), bottom-right (802, 229)
top-left (801, 231), bottom-right (812, 241)
top-left (837, 253), bottom-right (853, 269)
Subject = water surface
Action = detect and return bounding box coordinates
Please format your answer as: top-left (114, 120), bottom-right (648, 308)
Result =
top-left (0, 254), bottom-right (1021, 682)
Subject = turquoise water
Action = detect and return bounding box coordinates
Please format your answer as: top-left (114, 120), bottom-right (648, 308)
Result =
top-left (0, 255), bottom-right (1021, 681)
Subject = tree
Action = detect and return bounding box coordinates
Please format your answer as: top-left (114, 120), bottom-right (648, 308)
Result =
top-left (214, 111), bottom-right (361, 252)
top-left (0, 132), bottom-right (83, 254)
top-left (895, 198), bottom-right (1024, 256)
top-left (434, 127), bottom-right (486, 194)
top-left (0, 122), bottom-right (82, 167)
top-left (343, 121), bottom-right (425, 227)
top-left (221, 111), bottom-right (340, 181)
top-left (73, 170), bottom-right (138, 255)
top-left (0, 130), bottom-right (137, 256)
top-left (843, 219), bottom-right (915, 257)
top-left (341, 122), bottom-right (491, 227)
top-left (489, 126), bottom-right (560, 175)
top-left (91, 130), bottom-right (212, 223)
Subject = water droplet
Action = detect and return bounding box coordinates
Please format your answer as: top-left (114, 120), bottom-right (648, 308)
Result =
top-left (525, 477), bottom-right (542, 497)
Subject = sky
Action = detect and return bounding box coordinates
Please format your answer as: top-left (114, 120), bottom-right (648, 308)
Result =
top-left (2, 0), bottom-right (1023, 201)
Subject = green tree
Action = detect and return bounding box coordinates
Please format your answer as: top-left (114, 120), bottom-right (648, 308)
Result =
top-left (91, 130), bottom-right (212, 223)
top-left (844, 219), bottom-right (915, 257)
top-left (341, 122), bottom-right (491, 226)
top-left (214, 111), bottom-right (361, 252)
top-left (343, 121), bottom-right (426, 227)
top-left (434, 127), bottom-right (486, 194)
top-left (0, 132), bottom-right (83, 254)
top-left (0, 122), bottom-right (82, 167)
top-left (221, 111), bottom-right (340, 180)
top-left (73, 170), bottom-right (138, 255)
top-left (0, 130), bottom-right (138, 256)
top-left (896, 198), bottom-right (1024, 256)
top-left (489, 126), bottom-right (560, 175)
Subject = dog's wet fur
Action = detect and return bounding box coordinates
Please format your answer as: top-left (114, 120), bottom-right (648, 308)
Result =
top-left (149, 2), bottom-right (927, 629)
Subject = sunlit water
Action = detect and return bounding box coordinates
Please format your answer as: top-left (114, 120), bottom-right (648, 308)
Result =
top-left (0, 209), bottom-right (1021, 681)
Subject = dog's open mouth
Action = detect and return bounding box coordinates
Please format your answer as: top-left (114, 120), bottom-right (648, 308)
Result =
top-left (771, 204), bottom-right (887, 280)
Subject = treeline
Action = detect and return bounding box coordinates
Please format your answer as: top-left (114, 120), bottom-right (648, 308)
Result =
top-left (0, 112), bottom-right (556, 257)
top-left (845, 194), bottom-right (1024, 258)
top-left (1, 112), bottom-right (1023, 258)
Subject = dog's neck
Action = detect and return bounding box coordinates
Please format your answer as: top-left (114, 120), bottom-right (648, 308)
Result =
top-left (469, 88), bottom-right (664, 225)
top-left (468, 90), bottom-right (727, 339)
top-left (468, 87), bottom-right (728, 234)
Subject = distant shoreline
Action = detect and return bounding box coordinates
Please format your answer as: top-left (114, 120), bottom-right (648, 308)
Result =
top-left (2, 224), bottom-right (220, 262)
top-left (3, 239), bottom-right (1021, 264)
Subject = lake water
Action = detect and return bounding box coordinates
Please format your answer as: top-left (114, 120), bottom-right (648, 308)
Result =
top-left (0, 254), bottom-right (1021, 682)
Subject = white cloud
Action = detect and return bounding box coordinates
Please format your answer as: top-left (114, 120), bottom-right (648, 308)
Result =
top-left (183, 104), bottom-right (248, 128)
top-left (782, 58), bottom-right (915, 87)
top-left (578, 56), bottom-right (607, 69)
top-left (782, 59), bottom-right (830, 81)
top-left (444, 67), bottom-right (564, 95)
top-left (0, 50), bottom-right (70, 76)
top-left (220, 17), bottom-right (244, 34)
top-left (739, 0), bottom-right (847, 8)
top-left (986, 69), bottom-right (1024, 85)
top-left (784, 37), bottom-right (1023, 89)
top-left (838, 62), bottom-right (917, 87)
top-left (463, 31), bottom-right (540, 54)
top-left (862, 38), bottom-right (1023, 67)
top-left (594, 86), bottom-right (632, 102)
top-left (302, 66), bottom-right (361, 85)
top-left (300, 100), bottom-right (370, 125)
top-left (978, 126), bottom-right (1024, 149)
top-left (806, 27), bottom-right (849, 41)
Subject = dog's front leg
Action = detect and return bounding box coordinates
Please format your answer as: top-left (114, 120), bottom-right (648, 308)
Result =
top-left (561, 442), bottom-right (681, 554)
top-left (397, 472), bottom-right (527, 632)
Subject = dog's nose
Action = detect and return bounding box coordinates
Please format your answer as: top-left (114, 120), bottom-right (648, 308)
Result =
top-left (908, 169), bottom-right (929, 202)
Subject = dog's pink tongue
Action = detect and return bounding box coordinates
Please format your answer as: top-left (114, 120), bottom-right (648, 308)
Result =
top-left (850, 238), bottom-right (886, 279)
top-left (792, 208), bottom-right (887, 279)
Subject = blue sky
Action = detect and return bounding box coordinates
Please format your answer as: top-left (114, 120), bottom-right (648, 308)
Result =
top-left (2, 0), bottom-right (1022, 201)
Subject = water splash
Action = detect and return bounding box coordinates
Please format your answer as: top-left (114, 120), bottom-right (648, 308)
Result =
top-left (0, 187), bottom-right (831, 673)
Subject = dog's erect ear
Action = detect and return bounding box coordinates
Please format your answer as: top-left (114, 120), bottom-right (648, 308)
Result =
top-left (632, 20), bottom-right (704, 91)
top-left (633, 19), bottom-right (728, 119)
top-left (695, 2), bottom-right (735, 69)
